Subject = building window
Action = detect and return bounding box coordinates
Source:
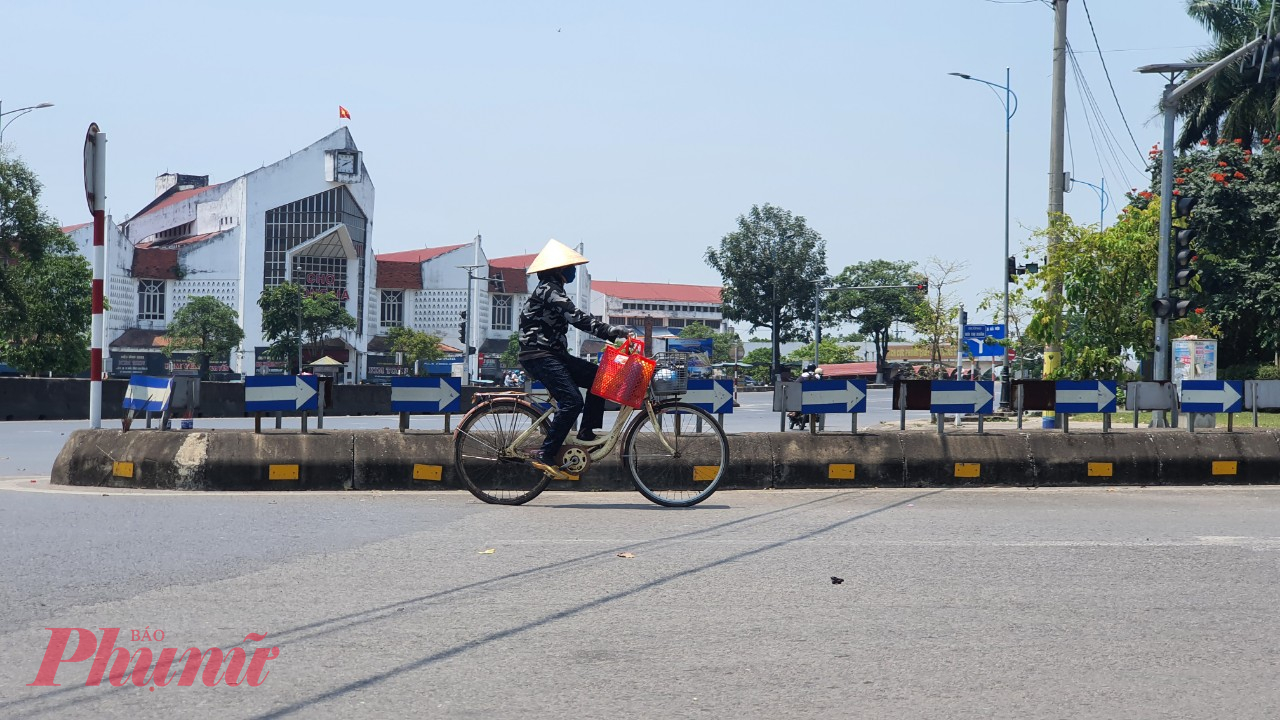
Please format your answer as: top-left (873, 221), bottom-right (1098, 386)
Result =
top-left (137, 279), bottom-right (165, 321)
top-left (381, 290), bottom-right (404, 328)
top-left (263, 186), bottom-right (369, 329)
top-left (492, 294), bottom-right (512, 331)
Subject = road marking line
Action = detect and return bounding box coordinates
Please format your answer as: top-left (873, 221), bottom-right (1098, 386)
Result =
top-left (1087, 462), bottom-right (1113, 477)
top-left (268, 464), bottom-right (299, 480)
top-left (412, 464), bottom-right (442, 481)
top-left (954, 463), bottom-right (980, 478)
top-left (1212, 460), bottom-right (1238, 476)
top-left (828, 463), bottom-right (856, 480)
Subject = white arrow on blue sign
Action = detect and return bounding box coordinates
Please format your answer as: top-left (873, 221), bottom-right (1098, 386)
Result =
top-left (245, 375), bottom-right (318, 412)
top-left (391, 377), bottom-right (462, 413)
top-left (1180, 380), bottom-right (1244, 413)
top-left (801, 379), bottom-right (867, 414)
top-left (963, 324), bottom-right (1006, 357)
top-left (930, 380), bottom-right (995, 414)
top-left (684, 379), bottom-right (734, 414)
top-left (1055, 380), bottom-right (1117, 414)
top-left (123, 375), bottom-right (172, 413)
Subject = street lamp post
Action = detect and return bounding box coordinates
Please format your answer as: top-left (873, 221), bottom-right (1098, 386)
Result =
top-left (950, 68), bottom-right (1017, 409)
top-left (0, 101), bottom-right (55, 144)
top-left (1067, 176), bottom-right (1110, 230)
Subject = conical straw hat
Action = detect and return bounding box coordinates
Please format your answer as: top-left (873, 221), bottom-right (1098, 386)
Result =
top-left (526, 239), bottom-right (589, 274)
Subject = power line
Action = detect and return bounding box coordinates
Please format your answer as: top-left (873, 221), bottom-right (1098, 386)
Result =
top-left (1079, 0), bottom-right (1146, 163)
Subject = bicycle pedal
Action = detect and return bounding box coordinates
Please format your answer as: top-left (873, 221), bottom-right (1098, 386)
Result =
top-left (529, 460), bottom-right (576, 481)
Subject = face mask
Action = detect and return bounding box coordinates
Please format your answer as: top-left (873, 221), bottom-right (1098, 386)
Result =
top-left (561, 266), bottom-right (577, 283)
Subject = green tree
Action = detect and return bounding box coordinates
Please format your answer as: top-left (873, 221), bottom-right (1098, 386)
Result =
top-left (258, 284), bottom-right (356, 373)
top-left (1141, 140), bottom-right (1277, 366)
top-left (740, 347), bottom-right (775, 383)
top-left (825, 260), bottom-right (923, 372)
top-left (501, 333), bottom-right (520, 369)
top-left (785, 338), bottom-right (855, 366)
top-left (0, 152), bottom-right (92, 375)
top-left (1, 241), bottom-right (92, 376)
top-left (1174, 1), bottom-right (1280, 150)
top-left (163, 296), bottom-right (245, 380)
top-left (678, 322), bottom-right (741, 363)
top-left (704, 203), bottom-right (827, 378)
top-left (911, 257), bottom-right (968, 367)
top-left (387, 326), bottom-right (445, 374)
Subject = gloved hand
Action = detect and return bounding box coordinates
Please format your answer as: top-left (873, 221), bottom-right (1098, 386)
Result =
top-left (609, 326), bottom-right (631, 340)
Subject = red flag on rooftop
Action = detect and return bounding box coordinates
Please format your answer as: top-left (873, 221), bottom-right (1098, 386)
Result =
top-left (339, 106), bottom-right (351, 120)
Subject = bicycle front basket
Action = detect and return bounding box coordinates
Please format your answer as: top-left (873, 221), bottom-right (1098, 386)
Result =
top-left (650, 351), bottom-right (689, 396)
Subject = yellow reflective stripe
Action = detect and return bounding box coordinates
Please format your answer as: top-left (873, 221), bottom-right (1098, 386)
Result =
top-left (1087, 462), bottom-right (1113, 477)
top-left (828, 464), bottom-right (856, 480)
top-left (268, 464), bottom-right (299, 480)
top-left (954, 463), bottom-right (980, 478)
top-left (412, 464), bottom-right (443, 481)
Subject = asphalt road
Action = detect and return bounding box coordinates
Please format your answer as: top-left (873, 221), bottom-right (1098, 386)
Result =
top-left (2, 481), bottom-right (1278, 719)
top-left (0, 390), bottom-right (934, 479)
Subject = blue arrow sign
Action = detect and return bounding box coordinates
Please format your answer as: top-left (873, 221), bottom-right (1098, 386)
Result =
top-left (245, 375), bottom-right (319, 412)
top-left (684, 379), bottom-right (734, 414)
top-left (800, 379), bottom-right (867, 414)
top-left (930, 380), bottom-right (995, 414)
top-left (123, 375), bottom-right (172, 412)
top-left (1180, 380), bottom-right (1244, 413)
top-left (1055, 380), bottom-right (1118, 414)
top-left (390, 377), bottom-right (462, 413)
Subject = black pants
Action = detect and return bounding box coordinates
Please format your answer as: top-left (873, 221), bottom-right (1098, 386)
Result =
top-left (520, 353), bottom-right (605, 457)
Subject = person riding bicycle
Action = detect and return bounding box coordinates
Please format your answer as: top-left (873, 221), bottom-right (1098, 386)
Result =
top-left (518, 239), bottom-right (632, 472)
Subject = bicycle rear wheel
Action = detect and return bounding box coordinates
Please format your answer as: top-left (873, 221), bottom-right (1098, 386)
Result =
top-left (622, 401), bottom-right (729, 507)
top-left (454, 399), bottom-right (551, 505)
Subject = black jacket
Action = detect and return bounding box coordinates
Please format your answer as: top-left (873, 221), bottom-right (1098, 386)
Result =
top-left (518, 278), bottom-right (625, 359)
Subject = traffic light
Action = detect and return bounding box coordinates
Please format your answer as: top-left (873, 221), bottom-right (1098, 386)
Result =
top-left (914, 280), bottom-right (928, 294)
top-left (1007, 256), bottom-right (1018, 282)
top-left (1152, 298), bottom-right (1193, 319)
top-left (459, 310), bottom-right (468, 344)
top-left (1173, 196), bottom-right (1198, 287)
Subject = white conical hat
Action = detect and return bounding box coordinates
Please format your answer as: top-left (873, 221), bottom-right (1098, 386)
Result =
top-left (527, 239), bottom-right (589, 274)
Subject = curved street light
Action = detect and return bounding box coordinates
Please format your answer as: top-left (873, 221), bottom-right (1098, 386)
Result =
top-left (1067, 176), bottom-right (1110, 230)
top-left (950, 68), bottom-right (1017, 409)
top-left (0, 101), bottom-right (55, 144)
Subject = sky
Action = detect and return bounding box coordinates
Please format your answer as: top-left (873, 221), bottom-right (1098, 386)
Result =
top-left (4, 0), bottom-right (1213, 329)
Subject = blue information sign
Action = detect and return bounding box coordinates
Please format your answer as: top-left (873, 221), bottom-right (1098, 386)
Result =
top-left (929, 380), bottom-right (995, 415)
top-left (390, 377), bottom-right (462, 413)
top-left (800, 379), bottom-right (867, 414)
top-left (245, 375), bottom-right (319, 413)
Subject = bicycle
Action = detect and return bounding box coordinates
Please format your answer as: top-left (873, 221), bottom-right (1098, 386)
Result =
top-left (452, 349), bottom-right (729, 507)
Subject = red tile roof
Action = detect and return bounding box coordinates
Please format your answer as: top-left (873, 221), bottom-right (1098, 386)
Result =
top-left (819, 362), bottom-right (878, 378)
top-left (131, 248), bottom-right (181, 280)
top-left (591, 281), bottom-right (722, 304)
top-left (488, 266), bottom-right (527, 294)
top-left (375, 244), bottom-right (468, 263)
top-left (376, 260), bottom-right (423, 290)
top-left (61, 222), bottom-right (92, 234)
top-left (131, 184), bottom-right (221, 221)
top-left (489, 253), bottom-right (537, 269)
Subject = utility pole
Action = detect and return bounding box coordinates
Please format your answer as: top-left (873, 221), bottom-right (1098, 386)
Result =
top-left (1042, 0), bottom-right (1069, 428)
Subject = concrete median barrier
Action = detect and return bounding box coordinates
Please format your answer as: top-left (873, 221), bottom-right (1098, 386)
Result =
top-left (49, 428), bottom-right (1280, 492)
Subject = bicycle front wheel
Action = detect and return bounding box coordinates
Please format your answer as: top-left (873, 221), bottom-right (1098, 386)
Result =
top-left (622, 401), bottom-right (729, 507)
top-left (454, 399), bottom-right (550, 505)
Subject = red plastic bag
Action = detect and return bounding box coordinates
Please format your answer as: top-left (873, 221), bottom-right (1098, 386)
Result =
top-left (591, 338), bottom-right (656, 408)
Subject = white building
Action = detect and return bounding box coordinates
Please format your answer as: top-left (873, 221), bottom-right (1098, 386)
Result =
top-left (373, 239), bottom-right (595, 379)
top-left (590, 280), bottom-right (724, 336)
top-left (66, 128), bottom-right (376, 381)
